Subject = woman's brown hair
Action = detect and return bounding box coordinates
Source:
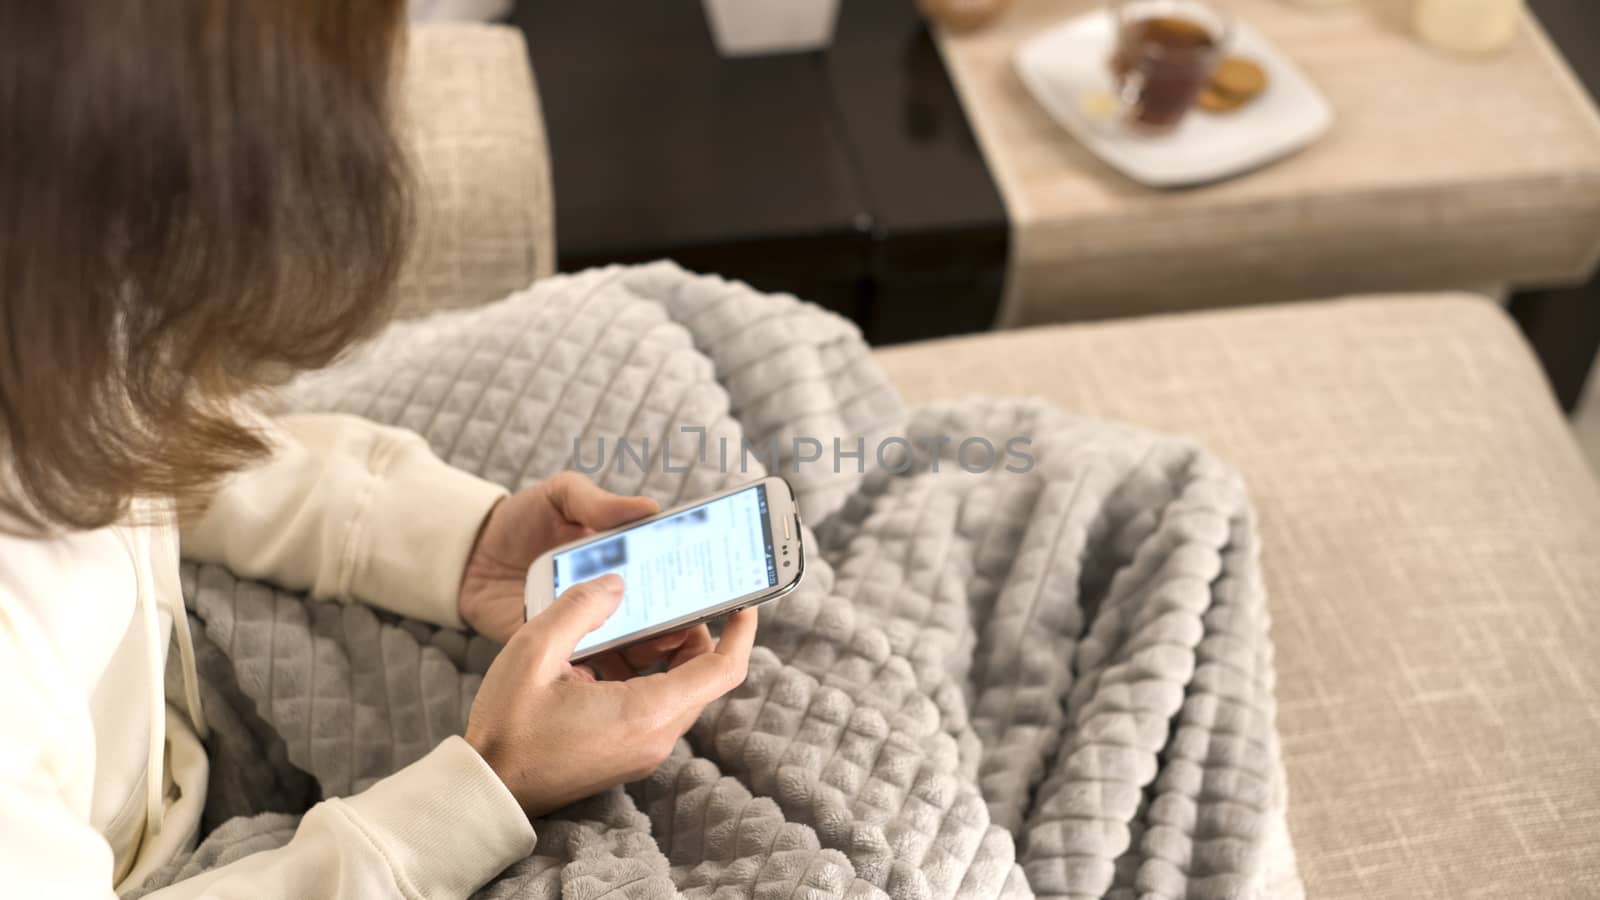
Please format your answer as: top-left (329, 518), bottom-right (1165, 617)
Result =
top-left (0, 0), bottom-right (411, 531)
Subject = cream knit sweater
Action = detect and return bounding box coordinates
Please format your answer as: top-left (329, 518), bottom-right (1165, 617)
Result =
top-left (0, 413), bottom-right (536, 897)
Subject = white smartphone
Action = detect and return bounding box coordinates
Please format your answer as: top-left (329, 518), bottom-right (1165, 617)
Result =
top-left (523, 475), bottom-right (805, 662)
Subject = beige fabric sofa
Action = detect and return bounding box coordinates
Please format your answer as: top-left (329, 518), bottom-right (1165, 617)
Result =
top-left (400, 25), bottom-right (1600, 898)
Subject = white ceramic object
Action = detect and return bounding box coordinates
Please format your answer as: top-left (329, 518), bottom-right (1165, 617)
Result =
top-left (1415, 0), bottom-right (1524, 55)
top-left (408, 0), bottom-right (511, 21)
top-left (1015, 11), bottom-right (1334, 187)
top-left (702, 0), bottom-right (841, 57)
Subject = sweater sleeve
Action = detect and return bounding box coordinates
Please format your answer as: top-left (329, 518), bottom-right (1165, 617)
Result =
top-left (144, 737), bottom-right (536, 899)
top-left (0, 584), bottom-right (535, 900)
top-left (179, 412), bottom-right (507, 629)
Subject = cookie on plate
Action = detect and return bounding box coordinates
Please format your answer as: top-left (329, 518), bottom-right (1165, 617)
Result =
top-left (1203, 56), bottom-right (1269, 114)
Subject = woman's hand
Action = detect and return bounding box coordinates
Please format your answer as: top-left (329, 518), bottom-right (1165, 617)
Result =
top-left (458, 472), bottom-right (657, 644)
top-left (464, 574), bottom-right (758, 817)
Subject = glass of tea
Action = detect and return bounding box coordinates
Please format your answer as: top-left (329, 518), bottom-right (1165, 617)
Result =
top-left (1109, 0), bottom-right (1233, 135)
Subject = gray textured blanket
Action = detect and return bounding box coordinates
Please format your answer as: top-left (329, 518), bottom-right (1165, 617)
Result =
top-left (134, 263), bottom-right (1301, 899)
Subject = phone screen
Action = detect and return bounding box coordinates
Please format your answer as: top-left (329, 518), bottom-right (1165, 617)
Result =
top-left (552, 484), bottom-right (777, 655)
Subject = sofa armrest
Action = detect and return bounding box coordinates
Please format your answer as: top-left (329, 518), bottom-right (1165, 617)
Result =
top-left (396, 23), bottom-right (553, 319)
top-left (876, 295), bottom-right (1600, 899)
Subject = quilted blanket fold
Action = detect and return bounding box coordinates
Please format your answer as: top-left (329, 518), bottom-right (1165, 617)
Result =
top-left (130, 263), bottom-right (1302, 900)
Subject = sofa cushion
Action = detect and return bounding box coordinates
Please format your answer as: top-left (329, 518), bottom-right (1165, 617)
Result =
top-left (875, 295), bottom-right (1600, 899)
top-left (396, 24), bottom-right (554, 319)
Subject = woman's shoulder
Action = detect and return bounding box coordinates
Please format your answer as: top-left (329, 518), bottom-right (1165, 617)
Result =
top-left (0, 487), bottom-right (146, 677)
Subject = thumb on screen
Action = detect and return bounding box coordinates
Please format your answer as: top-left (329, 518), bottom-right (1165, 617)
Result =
top-left (582, 492), bottom-right (658, 531)
top-left (548, 473), bottom-right (658, 530)
top-left (534, 574), bottom-right (624, 661)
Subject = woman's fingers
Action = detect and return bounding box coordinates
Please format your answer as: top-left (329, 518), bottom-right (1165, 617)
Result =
top-left (528, 575), bottom-right (624, 674)
top-left (632, 608), bottom-right (759, 715)
top-left (717, 608), bottom-right (759, 657)
top-left (588, 623), bottom-right (712, 680)
top-left (545, 472), bottom-right (658, 531)
top-left (619, 625), bottom-right (703, 671)
top-left (666, 625), bottom-right (716, 670)
top-left (587, 650), bottom-right (638, 682)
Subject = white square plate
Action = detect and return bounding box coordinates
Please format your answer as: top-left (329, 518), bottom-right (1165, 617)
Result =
top-left (1014, 11), bottom-right (1334, 187)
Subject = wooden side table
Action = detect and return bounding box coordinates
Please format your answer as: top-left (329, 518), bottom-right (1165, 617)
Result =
top-left (937, 0), bottom-right (1600, 335)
